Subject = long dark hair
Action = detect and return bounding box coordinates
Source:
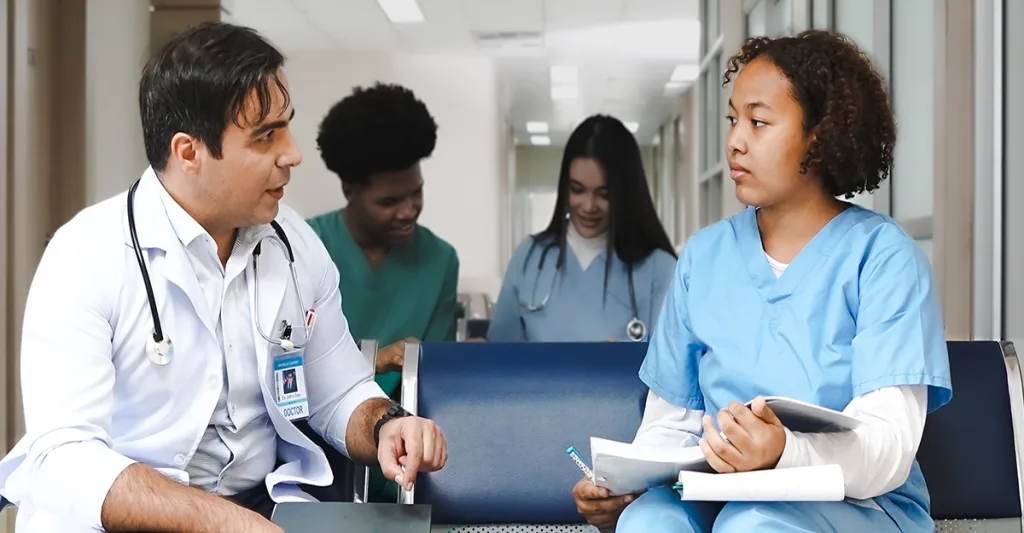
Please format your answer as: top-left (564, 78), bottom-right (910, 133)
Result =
top-left (525, 114), bottom-right (677, 288)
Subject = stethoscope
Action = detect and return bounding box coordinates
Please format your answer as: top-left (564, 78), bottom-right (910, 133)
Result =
top-left (518, 245), bottom-right (647, 342)
top-left (128, 178), bottom-right (317, 366)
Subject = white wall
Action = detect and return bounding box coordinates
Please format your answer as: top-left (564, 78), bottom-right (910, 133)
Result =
top-left (85, 0), bottom-right (150, 205)
top-left (280, 51), bottom-right (503, 294)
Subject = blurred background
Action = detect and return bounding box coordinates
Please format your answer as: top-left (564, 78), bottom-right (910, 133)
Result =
top-left (0, 2), bottom-right (1019, 529)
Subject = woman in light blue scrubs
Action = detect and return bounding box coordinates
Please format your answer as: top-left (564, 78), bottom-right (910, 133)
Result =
top-left (573, 31), bottom-right (952, 532)
top-left (487, 114), bottom-right (677, 343)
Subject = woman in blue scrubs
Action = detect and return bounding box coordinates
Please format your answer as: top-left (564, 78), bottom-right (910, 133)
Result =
top-left (487, 114), bottom-right (677, 343)
top-left (573, 31), bottom-right (951, 532)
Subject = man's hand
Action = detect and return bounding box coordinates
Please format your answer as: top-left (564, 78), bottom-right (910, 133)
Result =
top-left (377, 416), bottom-right (448, 491)
top-left (699, 396), bottom-right (786, 473)
top-left (375, 338), bottom-right (417, 374)
top-left (572, 477), bottom-right (639, 530)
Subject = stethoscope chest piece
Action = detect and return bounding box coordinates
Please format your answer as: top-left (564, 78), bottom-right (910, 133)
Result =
top-left (146, 335), bottom-right (174, 366)
top-left (626, 317), bottom-right (647, 342)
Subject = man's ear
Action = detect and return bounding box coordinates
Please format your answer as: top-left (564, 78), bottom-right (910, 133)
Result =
top-left (169, 133), bottom-right (202, 175)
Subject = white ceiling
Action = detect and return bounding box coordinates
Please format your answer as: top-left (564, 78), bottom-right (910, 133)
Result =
top-left (228, 0), bottom-right (701, 146)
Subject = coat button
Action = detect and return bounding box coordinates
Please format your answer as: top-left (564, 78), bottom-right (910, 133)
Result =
top-left (174, 454), bottom-right (187, 466)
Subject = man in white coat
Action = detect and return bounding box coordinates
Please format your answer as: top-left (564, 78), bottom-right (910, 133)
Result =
top-left (0, 22), bottom-right (447, 533)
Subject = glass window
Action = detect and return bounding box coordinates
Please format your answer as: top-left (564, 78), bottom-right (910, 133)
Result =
top-left (770, 0), bottom-right (795, 36)
top-left (747, 0), bottom-right (768, 37)
top-left (914, 237), bottom-right (933, 264)
top-left (699, 179), bottom-right (711, 227)
top-left (891, 0), bottom-right (935, 220)
top-left (812, 0), bottom-right (832, 29)
top-left (704, 56), bottom-right (722, 168)
top-left (705, 0), bottom-right (720, 52)
top-left (709, 172), bottom-right (723, 223)
top-left (833, 0), bottom-right (875, 56)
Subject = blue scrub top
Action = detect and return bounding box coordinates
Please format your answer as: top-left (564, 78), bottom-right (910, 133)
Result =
top-left (639, 205), bottom-right (952, 532)
top-left (487, 236), bottom-right (677, 342)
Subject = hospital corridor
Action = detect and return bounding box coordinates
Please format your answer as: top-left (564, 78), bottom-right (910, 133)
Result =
top-left (0, 0), bottom-right (1021, 531)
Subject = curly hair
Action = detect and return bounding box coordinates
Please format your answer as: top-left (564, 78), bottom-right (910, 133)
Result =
top-left (723, 30), bottom-right (896, 199)
top-left (316, 82), bottom-right (438, 185)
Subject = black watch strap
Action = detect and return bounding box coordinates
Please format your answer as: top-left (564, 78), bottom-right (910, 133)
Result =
top-left (373, 402), bottom-right (411, 448)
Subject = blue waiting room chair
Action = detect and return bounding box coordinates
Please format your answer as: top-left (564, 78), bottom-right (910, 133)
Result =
top-left (396, 340), bottom-right (1024, 533)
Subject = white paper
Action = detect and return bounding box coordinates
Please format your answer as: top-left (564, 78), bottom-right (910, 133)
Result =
top-left (757, 397), bottom-right (861, 433)
top-left (677, 465), bottom-right (845, 502)
top-left (591, 437), bottom-right (712, 496)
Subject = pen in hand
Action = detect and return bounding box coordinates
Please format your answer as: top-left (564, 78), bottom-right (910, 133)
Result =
top-left (566, 445), bottom-right (595, 482)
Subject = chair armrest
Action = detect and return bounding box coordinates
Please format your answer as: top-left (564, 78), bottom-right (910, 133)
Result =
top-left (398, 340), bottom-right (421, 505)
top-left (353, 340), bottom-right (379, 504)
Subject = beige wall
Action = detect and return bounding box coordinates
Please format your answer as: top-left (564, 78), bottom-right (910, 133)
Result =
top-left (272, 50), bottom-right (505, 296)
top-left (514, 144), bottom-right (658, 190)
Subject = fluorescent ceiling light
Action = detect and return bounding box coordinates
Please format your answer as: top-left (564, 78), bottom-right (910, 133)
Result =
top-left (526, 121), bottom-right (549, 133)
top-left (551, 85), bottom-right (578, 100)
top-left (377, 0), bottom-right (424, 23)
top-left (530, 135), bottom-right (552, 146)
top-left (624, 121), bottom-right (640, 133)
top-left (550, 65), bottom-right (578, 85)
top-left (670, 64), bottom-right (700, 83)
top-left (664, 81), bottom-right (691, 94)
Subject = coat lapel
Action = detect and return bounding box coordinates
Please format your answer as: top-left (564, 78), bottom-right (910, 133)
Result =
top-left (124, 169), bottom-right (217, 341)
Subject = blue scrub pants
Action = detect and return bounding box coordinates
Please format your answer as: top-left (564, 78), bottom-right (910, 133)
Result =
top-left (617, 487), bottom-right (903, 532)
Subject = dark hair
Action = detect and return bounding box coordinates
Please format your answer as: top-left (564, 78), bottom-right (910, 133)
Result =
top-left (723, 30), bottom-right (896, 199)
top-left (139, 22), bottom-right (289, 171)
top-left (529, 115), bottom-right (676, 286)
top-left (316, 82), bottom-right (438, 185)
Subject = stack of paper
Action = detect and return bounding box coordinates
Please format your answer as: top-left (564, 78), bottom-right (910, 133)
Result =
top-left (676, 465), bottom-right (845, 501)
top-left (589, 396), bottom-right (858, 501)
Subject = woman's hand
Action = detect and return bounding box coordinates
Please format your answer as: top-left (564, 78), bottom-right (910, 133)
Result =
top-left (699, 396), bottom-right (787, 473)
top-left (572, 478), bottom-right (640, 530)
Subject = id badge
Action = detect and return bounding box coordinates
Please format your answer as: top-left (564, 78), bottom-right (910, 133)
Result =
top-left (273, 347), bottom-right (309, 422)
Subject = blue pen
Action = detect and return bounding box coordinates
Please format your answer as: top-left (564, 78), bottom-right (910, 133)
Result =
top-left (566, 446), bottom-right (595, 482)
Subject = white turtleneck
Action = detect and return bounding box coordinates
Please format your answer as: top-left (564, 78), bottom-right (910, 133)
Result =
top-left (566, 221), bottom-right (607, 270)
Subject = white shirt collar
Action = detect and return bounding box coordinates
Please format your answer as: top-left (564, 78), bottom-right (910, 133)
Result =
top-left (567, 222), bottom-right (608, 270)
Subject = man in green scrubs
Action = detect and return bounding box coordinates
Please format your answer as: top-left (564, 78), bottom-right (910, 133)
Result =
top-left (306, 82), bottom-right (459, 500)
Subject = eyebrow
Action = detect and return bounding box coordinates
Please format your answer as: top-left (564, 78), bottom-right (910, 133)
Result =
top-left (251, 108), bottom-right (296, 138)
top-left (728, 99), bottom-right (772, 112)
top-left (569, 178), bottom-right (607, 190)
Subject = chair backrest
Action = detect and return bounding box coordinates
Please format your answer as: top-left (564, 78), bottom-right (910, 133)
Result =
top-left (409, 341), bottom-right (649, 524)
top-left (917, 341), bottom-right (1023, 521)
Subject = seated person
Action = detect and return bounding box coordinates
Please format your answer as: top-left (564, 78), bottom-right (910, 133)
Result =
top-left (306, 82), bottom-right (458, 501)
top-left (572, 30), bottom-right (951, 532)
top-left (0, 23), bottom-right (446, 533)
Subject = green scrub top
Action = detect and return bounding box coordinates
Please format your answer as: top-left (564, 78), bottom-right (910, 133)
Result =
top-left (306, 210), bottom-right (459, 397)
top-left (306, 210), bottom-right (459, 502)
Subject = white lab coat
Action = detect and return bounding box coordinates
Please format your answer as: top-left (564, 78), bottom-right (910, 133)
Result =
top-left (0, 169), bottom-right (387, 532)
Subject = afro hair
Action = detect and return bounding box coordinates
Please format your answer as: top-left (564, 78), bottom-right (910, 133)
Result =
top-left (316, 82), bottom-right (438, 185)
top-left (723, 30), bottom-right (896, 199)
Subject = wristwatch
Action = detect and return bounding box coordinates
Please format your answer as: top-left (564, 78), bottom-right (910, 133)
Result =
top-left (373, 402), bottom-right (412, 448)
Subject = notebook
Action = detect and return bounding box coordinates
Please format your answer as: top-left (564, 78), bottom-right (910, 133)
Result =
top-left (590, 396), bottom-right (858, 495)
